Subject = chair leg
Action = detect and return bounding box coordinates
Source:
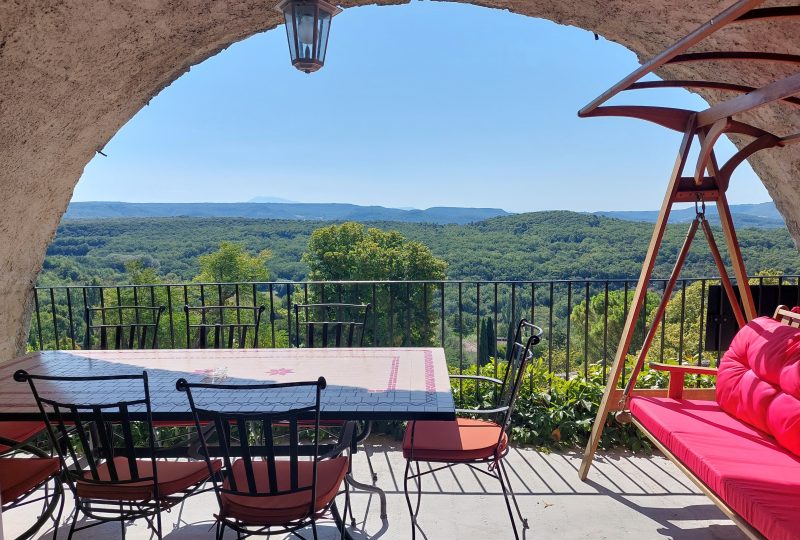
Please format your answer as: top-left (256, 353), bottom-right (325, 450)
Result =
top-left (413, 462), bottom-right (423, 518)
top-left (495, 462), bottom-right (520, 540)
top-left (499, 458), bottom-right (528, 530)
top-left (403, 459), bottom-right (426, 540)
top-left (311, 519), bottom-right (319, 540)
top-left (67, 505), bottom-right (79, 540)
top-left (340, 476), bottom-right (351, 539)
top-left (362, 442), bottom-right (378, 483)
top-left (156, 503), bottom-right (163, 540)
top-left (52, 482), bottom-right (65, 540)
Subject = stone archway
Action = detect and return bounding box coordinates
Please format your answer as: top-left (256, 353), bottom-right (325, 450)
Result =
top-left (1, 0), bottom-right (798, 360)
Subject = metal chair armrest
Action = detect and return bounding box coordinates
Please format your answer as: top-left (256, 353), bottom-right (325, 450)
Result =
top-left (454, 406), bottom-right (509, 415)
top-left (449, 374), bottom-right (503, 385)
top-left (320, 420), bottom-right (357, 459)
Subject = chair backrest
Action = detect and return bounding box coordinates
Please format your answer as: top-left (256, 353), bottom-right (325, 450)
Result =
top-left (292, 303), bottom-right (371, 348)
top-left (13, 370), bottom-right (159, 500)
top-left (85, 305), bottom-right (165, 350)
top-left (495, 319), bottom-right (543, 434)
top-left (184, 305), bottom-right (266, 349)
top-left (176, 377), bottom-right (333, 521)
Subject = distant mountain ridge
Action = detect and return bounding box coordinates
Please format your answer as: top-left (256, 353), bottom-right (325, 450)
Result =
top-left (64, 201), bottom-right (510, 225)
top-left (595, 201), bottom-right (784, 229)
top-left (64, 200), bottom-right (782, 228)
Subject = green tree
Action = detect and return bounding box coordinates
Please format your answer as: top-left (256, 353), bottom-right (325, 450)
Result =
top-left (196, 242), bottom-right (271, 284)
top-left (302, 222), bottom-right (447, 345)
top-left (477, 317), bottom-right (497, 367)
top-left (569, 289), bottom-right (661, 370)
top-left (125, 259), bottom-right (162, 285)
top-left (194, 242), bottom-right (271, 303)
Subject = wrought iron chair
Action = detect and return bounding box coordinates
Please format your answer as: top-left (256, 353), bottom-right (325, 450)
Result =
top-left (402, 319), bottom-right (543, 539)
top-left (292, 302), bottom-right (379, 491)
top-left (14, 370), bottom-right (221, 539)
top-left (84, 305), bottom-right (165, 350)
top-left (184, 304), bottom-right (266, 349)
top-left (0, 422), bottom-right (48, 456)
top-left (293, 303), bottom-right (370, 348)
top-left (0, 437), bottom-right (64, 540)
top-left (176, 376), bottom-right (352, 539)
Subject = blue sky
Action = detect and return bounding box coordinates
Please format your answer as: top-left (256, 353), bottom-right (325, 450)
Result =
top-left (72, 2), bottom-right (770, 212)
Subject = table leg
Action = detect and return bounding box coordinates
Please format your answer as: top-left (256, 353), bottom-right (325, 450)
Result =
top-left (346, 473), bottom-right (388, 519)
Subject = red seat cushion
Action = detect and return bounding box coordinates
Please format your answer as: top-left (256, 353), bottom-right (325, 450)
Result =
top-left (76, 457), bottom-right (221, 501)
top-left (716, 316), bottom-right (800, 456)
top-left (402, 418), bottom-right (508, 462)
top-left (0, 457), bottom-right (60, 503)
top-left (0, 422), bottom-right (46, 453)
top-left (630, 397), bottom-right (800, 540)
top-left (220, 456), bottom-right (348, 525)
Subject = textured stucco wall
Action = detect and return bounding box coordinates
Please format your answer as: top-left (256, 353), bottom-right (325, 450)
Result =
top-left (0, 0), bottom-right (798, 360)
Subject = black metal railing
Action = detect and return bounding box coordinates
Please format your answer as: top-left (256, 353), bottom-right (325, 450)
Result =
top-left (29, 277), bottom-right (800, 385)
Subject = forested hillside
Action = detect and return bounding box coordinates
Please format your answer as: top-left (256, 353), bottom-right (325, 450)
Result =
top-left (41, 211), bottom-right (800, 285)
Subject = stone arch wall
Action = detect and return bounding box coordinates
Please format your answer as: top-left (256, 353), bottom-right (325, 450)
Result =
top-left (1, 0), bottom-right (798, 359)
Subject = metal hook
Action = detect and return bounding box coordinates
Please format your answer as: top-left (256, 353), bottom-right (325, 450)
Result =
top-left (695, 196), bottom-right (706, 218)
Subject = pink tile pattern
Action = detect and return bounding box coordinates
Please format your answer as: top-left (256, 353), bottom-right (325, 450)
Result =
top-left (0, 348), bottom-right (455, 421)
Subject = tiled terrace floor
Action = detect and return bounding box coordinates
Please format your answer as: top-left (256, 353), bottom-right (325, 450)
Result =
top-left (7, 436), bottom-right (745, 540)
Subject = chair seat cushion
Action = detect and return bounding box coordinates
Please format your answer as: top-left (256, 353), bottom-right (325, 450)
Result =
top-left (220, 456), bottom-right (349, 525)
top-left (630, 397), bottom-right (800, 540)
top-left (0, 457), bottom-right (60, 503)
top-left (0, 421), bottom-right (46, 453)
top-left (76, 457), bottom-right (221, 501)
top-left (402, 418), bottom-right (507, 462)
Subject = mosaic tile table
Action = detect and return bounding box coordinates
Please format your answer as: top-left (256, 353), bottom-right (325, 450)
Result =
top-left (0, 348), bottom-right (456, 422)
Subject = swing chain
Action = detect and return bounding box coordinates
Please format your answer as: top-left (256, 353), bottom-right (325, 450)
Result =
top-left (694, 196), bottom-right (706, 219)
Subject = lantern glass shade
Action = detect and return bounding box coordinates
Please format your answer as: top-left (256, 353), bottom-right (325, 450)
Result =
top-left (276, 0), bottom-right (341, 73)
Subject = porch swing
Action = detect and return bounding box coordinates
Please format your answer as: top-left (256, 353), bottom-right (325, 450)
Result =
top-left (575, 2), bottom-right (800, 539)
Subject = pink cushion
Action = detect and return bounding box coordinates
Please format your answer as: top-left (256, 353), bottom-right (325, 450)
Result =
top-left (630, 397), bottom-right (800, 540)
top-left (716, 316), bottom-right (800, 456)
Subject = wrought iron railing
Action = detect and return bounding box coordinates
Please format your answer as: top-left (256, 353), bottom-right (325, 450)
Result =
top-left (29, 277), bottom-right (800, 385)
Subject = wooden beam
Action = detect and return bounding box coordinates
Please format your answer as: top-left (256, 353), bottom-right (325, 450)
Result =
top-left (699, 135), bottom-right (758, 327)
top-left (781, 132), bottom-right (800, 145)
top-left (579, 0), bottom-right (765, 116)
top-left (611, 387), bottom-right (716, 403)
top-left (700, 216), bottom-right (747, 328)
top-left (579, 117), bottom-right (696, 481)
top-left (716, 193), bottom-right (757, 320)
top-left (580, 106), bottom-right (693, 131)
top-left (669, 51), bottom-right (800, 66)
top-left (718, 134), bottom-right (780, 184)
top-left (674, 175), bottom-right (720, 202)
top-left (698, 71), bottom-right (800, 127)
top-left (699, 132), bottom-right (757, 322)
top-left (694, 119), bottom-right (730, 184)
top-left (626, 80), bottom-right (800, 107)
top-left (623, 218), bottom-right (700, 399)
top-left (736, 6), bottom-right (800, 22)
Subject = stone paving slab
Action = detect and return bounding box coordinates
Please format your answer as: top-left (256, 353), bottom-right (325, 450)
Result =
top-left (5, 437), bottom-right (746, 539)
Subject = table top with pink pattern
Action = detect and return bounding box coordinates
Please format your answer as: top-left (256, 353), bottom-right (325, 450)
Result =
top-left (0, 348), bottom-right (455, 421)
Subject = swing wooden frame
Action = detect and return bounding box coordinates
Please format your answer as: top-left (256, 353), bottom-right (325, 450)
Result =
top-left (578, 3), bottom-right (800, 534)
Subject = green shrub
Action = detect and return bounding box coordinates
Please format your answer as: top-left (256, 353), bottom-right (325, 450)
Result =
top-left (450, 358), bottom-right (715, 452)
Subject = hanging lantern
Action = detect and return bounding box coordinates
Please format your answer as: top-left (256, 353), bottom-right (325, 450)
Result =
top-left (276, 0), bottom-right (342, 74)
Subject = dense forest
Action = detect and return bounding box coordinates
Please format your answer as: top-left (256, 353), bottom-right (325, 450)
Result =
top-left (33, 212), bottom-right (800, 451)
top-left (41, 211), bottom-right (800, 286)
top-left (33, 212), bottom-right (800, 375)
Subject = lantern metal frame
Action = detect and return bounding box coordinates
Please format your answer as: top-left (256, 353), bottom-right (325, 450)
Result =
top-left (275, 0), bottom-right (342, 73)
